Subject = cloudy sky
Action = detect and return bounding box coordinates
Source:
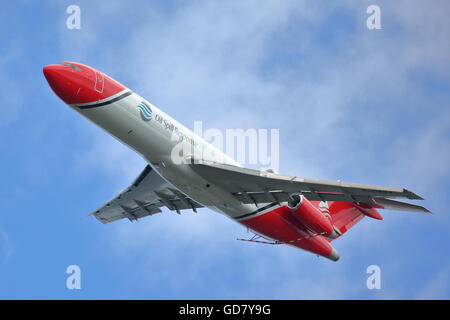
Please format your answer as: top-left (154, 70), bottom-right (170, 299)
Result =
top-left (0, 0), bottom-right (449, 299)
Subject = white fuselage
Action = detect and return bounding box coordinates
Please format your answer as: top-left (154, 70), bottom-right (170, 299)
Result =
top-left (72, 89), bottom-right (273, 220)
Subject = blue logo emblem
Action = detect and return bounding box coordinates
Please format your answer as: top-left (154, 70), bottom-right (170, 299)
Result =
top-left (137, 101), bottom-right (152, 121)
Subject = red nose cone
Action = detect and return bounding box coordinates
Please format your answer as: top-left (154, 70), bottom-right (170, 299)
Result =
top-left (43, 62), bottom-right (127, 105)
top-left (44, 66), bottom-right (71, 103)
top-left (43, 64), bottom-right (99, 104)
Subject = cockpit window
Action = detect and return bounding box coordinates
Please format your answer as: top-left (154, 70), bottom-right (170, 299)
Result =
top-left (60, 62), bottom-right (82, 71)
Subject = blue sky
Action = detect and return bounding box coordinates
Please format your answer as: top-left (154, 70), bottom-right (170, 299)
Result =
top-left (1, 0), bottom-right (449, 299)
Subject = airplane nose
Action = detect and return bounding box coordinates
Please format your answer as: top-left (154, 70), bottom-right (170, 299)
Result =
top-left (43, 63), bottom-right (100, 105)
top-left (44, 62), bottom-right (128, 106)
top-left (43, 65), bottom-right (64, 89)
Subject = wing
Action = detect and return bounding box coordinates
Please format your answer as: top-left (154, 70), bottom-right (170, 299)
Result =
top-left (91, 165), bottom-right (203, 223)
top-left (187, 159), bottom-right (430, 213)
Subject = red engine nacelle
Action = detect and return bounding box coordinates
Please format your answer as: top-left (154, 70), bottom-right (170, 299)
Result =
top-left (287, 195), bottom-right (334, 236)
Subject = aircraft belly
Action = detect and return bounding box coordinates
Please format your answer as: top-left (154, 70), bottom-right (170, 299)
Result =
top-left (239, 206), bottom-right (339, 260)
top-left (154, 161), bottom-right (260, 218)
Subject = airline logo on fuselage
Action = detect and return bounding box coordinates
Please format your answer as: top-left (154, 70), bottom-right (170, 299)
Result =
top-left (137, 101), bottom-right (152, 121)
top-left (318, 201), bottom-right (331, 217)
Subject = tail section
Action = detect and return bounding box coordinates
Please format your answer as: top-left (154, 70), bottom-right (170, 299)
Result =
top-left (325, 201), bottom-right (368, 239)
top-left (321, 197), bottom-right (430, 240)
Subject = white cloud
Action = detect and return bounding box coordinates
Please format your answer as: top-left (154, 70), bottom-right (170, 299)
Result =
top-left (387, 110), bottom-right (450, 190)
top-left (0, 41), bottom-right (24, 128)
top-left (416, 269), bottom-right (449, 300)
top-left (72, 122), bottom-right (147, 188)
top-left (0, 228), bottom-right (14, 261)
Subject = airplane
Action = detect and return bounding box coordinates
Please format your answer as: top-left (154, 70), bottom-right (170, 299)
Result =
top-left (43, 61), bottom-right (431, 261)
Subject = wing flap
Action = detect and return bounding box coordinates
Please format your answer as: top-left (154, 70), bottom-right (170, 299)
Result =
top-left (91, 165), bottom-right (203, 223)
top-left (232, 190), bottom-right (378, 204)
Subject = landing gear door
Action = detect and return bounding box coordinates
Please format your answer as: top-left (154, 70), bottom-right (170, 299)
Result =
top-left (94, 71), bottom-right (104, 93)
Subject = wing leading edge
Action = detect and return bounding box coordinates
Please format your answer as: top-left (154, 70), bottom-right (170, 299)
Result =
top-left (187, 159), bottom-right (430, 213)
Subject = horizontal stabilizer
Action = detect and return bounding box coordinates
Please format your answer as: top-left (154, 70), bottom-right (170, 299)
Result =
top-left (373, 197), bottom-right (431, 213)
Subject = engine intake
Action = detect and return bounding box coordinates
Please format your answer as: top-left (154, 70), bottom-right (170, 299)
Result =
top-left (288, 194), bottom-right (334, 236)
